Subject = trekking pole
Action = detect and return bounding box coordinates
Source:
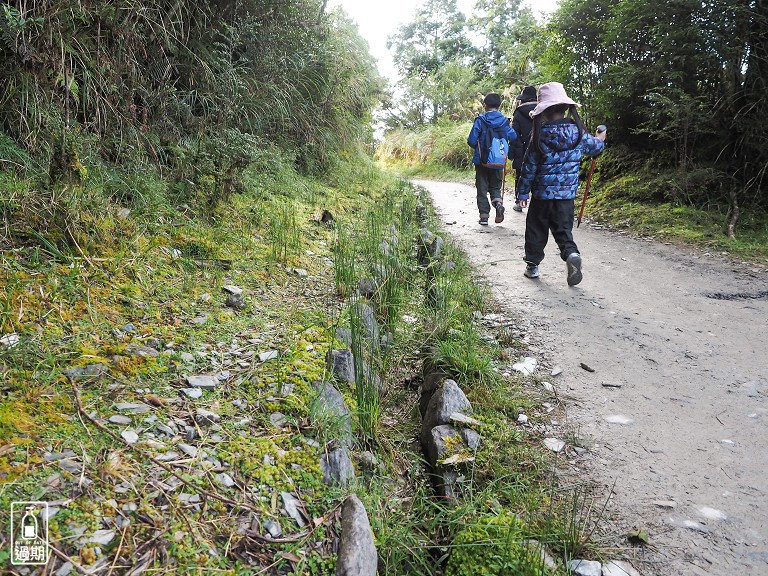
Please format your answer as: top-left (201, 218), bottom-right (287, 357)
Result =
top-left (577, 124), bottom-right (607, 228)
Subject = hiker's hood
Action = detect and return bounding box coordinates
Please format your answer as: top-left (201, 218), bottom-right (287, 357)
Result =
top-left (539, 119), bottom-right (582, 153)
top-left (481, 110), bottom-right (510, 129)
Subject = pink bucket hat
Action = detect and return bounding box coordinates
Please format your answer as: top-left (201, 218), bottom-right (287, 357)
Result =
top-left (530, 82), bottom-right (580, 117)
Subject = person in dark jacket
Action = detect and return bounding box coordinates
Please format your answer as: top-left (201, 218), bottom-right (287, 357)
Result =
top-left (517, 82), bottom-right (606, 286)
top-left (467, 92), bottom-right (517, 225)
top-left (511, 85), bottom-right (537, 213)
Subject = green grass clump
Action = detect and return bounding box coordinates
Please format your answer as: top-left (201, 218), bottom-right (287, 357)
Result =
top-left (445, 513), bottom-right (547, 576)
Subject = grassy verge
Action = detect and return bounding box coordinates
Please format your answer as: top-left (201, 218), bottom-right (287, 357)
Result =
top-left (585, 170), bottom-right (768, 263)
top-left (0, 156), bottom-right (607, 574)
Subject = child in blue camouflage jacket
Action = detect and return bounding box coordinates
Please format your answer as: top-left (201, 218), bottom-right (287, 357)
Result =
top-left (517, 82), bottom-right (606, 286)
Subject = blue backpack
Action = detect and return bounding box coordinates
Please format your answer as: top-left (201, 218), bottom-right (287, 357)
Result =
top-left (478, 117), bottom-right (510, 169)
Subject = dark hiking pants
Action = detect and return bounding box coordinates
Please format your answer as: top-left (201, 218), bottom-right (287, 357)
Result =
top-left (475, 165), bottom-right (503, 215)
top-left (523, 198), bottom-right (579, 265)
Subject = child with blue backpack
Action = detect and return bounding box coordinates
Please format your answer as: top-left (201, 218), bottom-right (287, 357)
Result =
top-left (517, 82), bottom-right (606, 286)
top-left (467, 93), bottom-right (517, 225)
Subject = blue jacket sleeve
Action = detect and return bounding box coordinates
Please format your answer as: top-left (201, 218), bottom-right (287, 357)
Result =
top-left (517, 148), bottom-right (540, 200)
top-left (581, 134), bottom-right (605, 157)
top-left (467, 118), bottom-right (482, 149)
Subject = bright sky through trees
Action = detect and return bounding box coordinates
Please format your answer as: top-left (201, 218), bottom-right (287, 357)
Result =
top-left (328, 0), bottom-right (558, 82)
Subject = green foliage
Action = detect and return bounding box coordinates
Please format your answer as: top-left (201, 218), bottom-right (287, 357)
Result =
top-left (376, 122), bottom-right (474, 172)
top-left (445, 514), bottom-right (547, 576)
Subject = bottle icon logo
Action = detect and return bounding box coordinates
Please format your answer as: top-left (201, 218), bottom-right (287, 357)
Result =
top-left (10, 501), bottom-right (49, 565)
top-left (22, 506), bottom-right (39, 540)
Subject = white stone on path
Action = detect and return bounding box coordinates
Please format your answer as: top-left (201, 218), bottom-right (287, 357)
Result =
top-left (551, 366), bottom-right (563, 376)
top-left (603, 560), bottom-right (641, 576)
top-left (512, 357), bottom-right (537, 375)
top-left (517, 414), bottom-right (529, 424)
top-left (544, 438), bottom-right (565, 452)
top-left (181, 387), bottom-right (203, 399)
top-left (698, 506), bottom-right (726, 521)
top-left (604, 414), bottom-right (634, 425)
top-left (567, 559), bottom-right (601, 576)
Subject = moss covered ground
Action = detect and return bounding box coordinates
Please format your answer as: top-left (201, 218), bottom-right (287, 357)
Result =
top-left (0, 159), bottom-right (608, 575)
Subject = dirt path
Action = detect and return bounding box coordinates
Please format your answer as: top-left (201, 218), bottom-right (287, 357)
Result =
top-left (416, 179), bottom-right (768, 576)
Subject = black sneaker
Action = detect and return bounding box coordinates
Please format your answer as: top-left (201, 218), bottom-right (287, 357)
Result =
top-left (494, 203), bottom-right (505, 223)
top-left (512, 202), bottom-right (523, 213)
top-left (479, 214), bottom-right (489, 225)
top-left (524, 264), bottom-right (540, 279)
top-left (566, 253), bottom-right (582, 286)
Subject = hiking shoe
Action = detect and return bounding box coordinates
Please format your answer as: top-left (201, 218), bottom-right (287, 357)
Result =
top-left (524, 264), bottom-right (540, 279)
top-left (479, 214), bottom-right (489, 225)
top-left (494, 203), bottom-right (505, 223)
top-left (566, 252), bottom-right (583, 286)
top-left (512, 202), bottom-right (523, 213)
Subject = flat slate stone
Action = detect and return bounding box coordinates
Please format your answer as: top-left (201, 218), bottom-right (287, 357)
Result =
top-left (568, 559), bottom-right (602, 576)
top-left (108, 415), bottom-right (132, 425)
top-left (321, 447), bottom-right (355, 487)
top-left (114, 402), bottom-right (152, 414)
top-left (185, 375), bottom-right (218, 389)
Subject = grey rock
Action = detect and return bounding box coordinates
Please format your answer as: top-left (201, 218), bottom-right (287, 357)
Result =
top-left (226, 292), bottom-right (246, 310)
top-left (185, 375), bottom-right (218, 389)
top-left (44, 450), bottom-right (75, 462)
top-left (258, 350), bottom-right (279, 362)
top-left (653, 500), bottom-right (677, 509)
top-left (551, 366), bottom-right (563, 377)
top-left (63, 364), bottom-right (109, 382)
top-left (327, 349), bottom-right (355, 385)
top-left (357, 277), bottom-right (378, 299)
top-left (349, 301), bottom-right (380, 347)
top-left (461, 428), bottom-right (482, 450)
top-left (421, 379), bottom-right (471, 442)
top-left (357, 451), bottom-right (378, 470)
top-left (311, 381), bottom-right (353, 448)
top-left (568, 559), bottom-right (602, 576)
top-left (336, 494), bottom-right (377, 576)
top-left (215, 473), bottom-right (235, 488)
top-left (57, 459), bottom-right (82, 474)
top-left (122, 323), bottom-right (136, 333)
top-left (114, 402), bottom-right (152, 414)
top-left (336, 327), bottom-right (352, 347)
top-left (108, 415), bottom-right (132, 425)
top-left (190, 314), bottom-right (208, 325)
top-left (124, 344), bottom-right (160, 358)
top-left (181, 387), bottom-right (203, 399)
top-left (294, 268), bottom-right (308, 277)
top-left (55, 561), bottom-right (74, 576)
top-left (421, 370), bottom-right (446, 393)
top-left (195, 408), bottom-right (221, 426)
top-left (120, 430), bottom-right (139, 444)
top-left (603, 560), bottom-right (641, 576)
top-left (321, 447), bottom-right (355, 487)
top-left (270, 412), bottom-right (288, 428)
top-left (88, 529), bottom-right (116, 546)
top-left (180, 352), bottom-right (196, 363)
top-left (221, 285), bottom-right (242, 295)
top-left (449, 412), bottom-right (482, 427)
top-left (280, 492), bottom-right (306, 527)
top-left (177, 443), bottom-right (198, 458)
top-left (264, 520), bottom-right (282, 538)
top-left (423, 424), bottom-right (464, 467)
top-left (155, 451), bottom-right (180, 462)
